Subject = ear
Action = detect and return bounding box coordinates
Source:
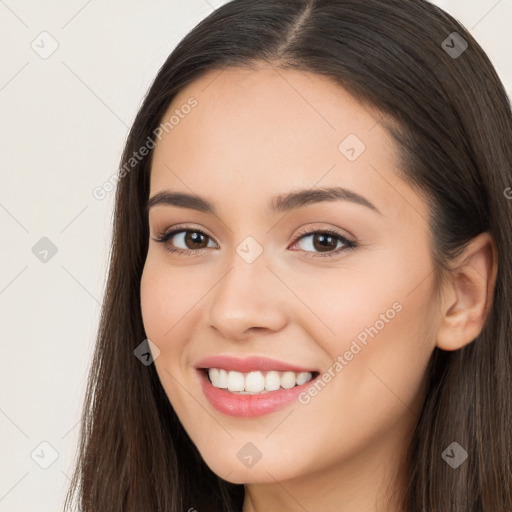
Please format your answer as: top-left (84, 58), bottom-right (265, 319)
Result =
top-left (436, 232), bottom-right (498, 351)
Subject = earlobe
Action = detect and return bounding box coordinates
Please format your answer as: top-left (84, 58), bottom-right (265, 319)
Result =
top-left (435, 232), bottom-right (498, 351)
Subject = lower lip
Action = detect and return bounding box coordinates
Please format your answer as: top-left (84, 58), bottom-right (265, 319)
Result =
top-left (198, 369), bottom-right (318, 418)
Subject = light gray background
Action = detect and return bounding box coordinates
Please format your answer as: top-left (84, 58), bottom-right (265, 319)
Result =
top-left (1, 1), bottom-right (511, 510)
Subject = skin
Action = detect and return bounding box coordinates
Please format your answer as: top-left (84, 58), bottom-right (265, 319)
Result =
top-left (140, 62), bottom-right (498, 512)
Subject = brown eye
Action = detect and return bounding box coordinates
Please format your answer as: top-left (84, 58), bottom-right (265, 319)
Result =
top-left (182, 231), bottom-right (209, 249)
top-left (153, 228), bottom-right (217, 255)
top-left (153, 226), bottom-right (357, 258)
top-left (312, 233), bottom-right (338, 252)
top-left (291, 228), bottom-right (357, 258)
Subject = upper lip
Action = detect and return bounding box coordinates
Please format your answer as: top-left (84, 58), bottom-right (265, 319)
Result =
top-left (195, 355), bottom-right (318, 374)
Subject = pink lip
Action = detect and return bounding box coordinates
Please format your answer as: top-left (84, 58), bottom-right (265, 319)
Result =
top-left (197, 369), bottom-right (319, 418)
top-left (194, 355), bottom-right (319, 418)
top-left (195, 355), bottom-right (317, 373)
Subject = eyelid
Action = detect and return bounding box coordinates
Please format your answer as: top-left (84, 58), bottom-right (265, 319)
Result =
top-left (152, 223), bottom-right (217, 243)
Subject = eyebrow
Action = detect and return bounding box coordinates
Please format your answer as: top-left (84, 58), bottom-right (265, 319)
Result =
top-left (146, 186), bottom-right (382, 215)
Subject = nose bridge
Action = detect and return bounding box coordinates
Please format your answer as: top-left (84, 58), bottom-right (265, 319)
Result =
top-left (207, 238), bottom-right (287, 338)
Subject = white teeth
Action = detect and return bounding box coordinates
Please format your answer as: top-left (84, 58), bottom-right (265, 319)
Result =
top-left (227, 371), bottom-right (244, 392)
top-left (209, 368), bottom-right (219, 383)
top-left (280, 371), bottom-right (296, 389)
top-left (217, 369), bottom-right (228, 388)
top-left (207, 368), bottom-right (314, 394)
top-left (296, 372), bottom-right (311, 385)
top-left (209, 368), bottom-right (229, 388)
top-left (245, 371), bottom-right (265, 393)
top-left (265, 371), bottom-right (281, 391)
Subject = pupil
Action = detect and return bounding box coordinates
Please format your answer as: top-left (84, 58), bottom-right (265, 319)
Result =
top-left (186, 231), bottom-right (207, 248)
top-left (314, 234), bottom-right (335, 252)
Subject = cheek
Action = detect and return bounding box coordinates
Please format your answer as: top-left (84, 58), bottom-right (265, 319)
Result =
top-left (140, 260), bottom-right (197, 404)
top-left (304, 241), bottom-right (436, 357)
top-left (270, 278), bottom-right (435, 477)
top-left (140, 258), bottom-right (199, 342)
top-left (289, 246), bottom-right (436, 414)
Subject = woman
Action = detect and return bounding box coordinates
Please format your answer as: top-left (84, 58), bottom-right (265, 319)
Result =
top-left (64, 0), bottom-right (512, 510)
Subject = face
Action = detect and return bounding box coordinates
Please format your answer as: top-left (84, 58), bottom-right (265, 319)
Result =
top-left (140, 63), bottom-right (440, 486)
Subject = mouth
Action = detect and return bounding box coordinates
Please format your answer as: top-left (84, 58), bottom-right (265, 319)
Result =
top-left (201, 368), bottom-right (320, 395)
top-left (194, 355), bottom-right (321, 417)
top-left (196, 366), bottom-right (321, 417)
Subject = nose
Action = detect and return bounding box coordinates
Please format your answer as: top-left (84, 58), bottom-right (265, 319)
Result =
top-left (207, 251), bottom-right (289, 341)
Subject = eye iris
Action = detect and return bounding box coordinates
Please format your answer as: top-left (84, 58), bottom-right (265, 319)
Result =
top-left (185, 231), bottom-right (208, 249)
top-left (313, 233), bottom-right (337, 252)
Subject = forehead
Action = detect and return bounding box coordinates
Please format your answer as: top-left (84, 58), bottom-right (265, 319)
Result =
top-left (149, 64), bottom-right (428, 224)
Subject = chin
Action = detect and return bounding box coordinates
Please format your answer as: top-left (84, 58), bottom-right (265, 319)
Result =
top-left (197, 442), bottom-right (309, 484)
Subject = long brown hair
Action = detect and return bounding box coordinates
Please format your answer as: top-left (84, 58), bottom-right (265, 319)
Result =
top-left (64, 1), bottom-right (512, 510)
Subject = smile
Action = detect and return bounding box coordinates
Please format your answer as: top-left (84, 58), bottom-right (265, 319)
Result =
top-left (206, 368), bottom-right (315, 394)
top-left (194, 355), bottom-right (321, 417)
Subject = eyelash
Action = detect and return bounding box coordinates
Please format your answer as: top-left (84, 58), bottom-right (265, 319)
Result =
top-left (152, 224), bottom-right (357, 259)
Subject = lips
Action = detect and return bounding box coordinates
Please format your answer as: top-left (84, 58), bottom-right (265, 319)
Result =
top-left (194, 355), bottom-right (320, 417)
